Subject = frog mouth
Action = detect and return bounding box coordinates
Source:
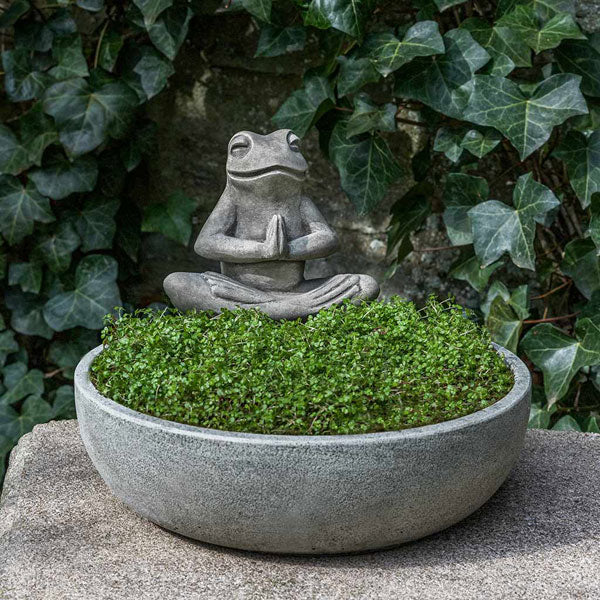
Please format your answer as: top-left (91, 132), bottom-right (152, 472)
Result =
top-left (227, 165), bottom-right (306, 180)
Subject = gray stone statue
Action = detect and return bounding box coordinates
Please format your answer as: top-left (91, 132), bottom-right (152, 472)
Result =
top-left (163, 129), bottom-right (379, 319)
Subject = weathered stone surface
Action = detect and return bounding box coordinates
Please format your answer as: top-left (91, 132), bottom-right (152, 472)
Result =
top-left (576, 0), bottom-right (600, 33)
top-left (1, 421), bottom-right (599, 599)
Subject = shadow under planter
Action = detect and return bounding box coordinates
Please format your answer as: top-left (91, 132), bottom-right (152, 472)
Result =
top-left (74, 344), bottom-right (531, 555)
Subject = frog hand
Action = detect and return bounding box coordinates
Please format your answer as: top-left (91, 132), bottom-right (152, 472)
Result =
top-left (202, 273), bottom-right (276, 304)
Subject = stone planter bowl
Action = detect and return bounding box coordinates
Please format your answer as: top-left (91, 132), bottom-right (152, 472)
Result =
top-left (75, 344), bottom-right (531, 555)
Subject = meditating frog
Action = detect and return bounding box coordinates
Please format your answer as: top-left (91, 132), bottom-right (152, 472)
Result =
top-left (163, 129), bottom-right (379, 319)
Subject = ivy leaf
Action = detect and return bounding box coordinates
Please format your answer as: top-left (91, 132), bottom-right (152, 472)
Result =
top-left (590, 193), bottom-right (600, 251)
top-left (552, 415), bottom-right (581, 431)
top-left (555, 35), bottom-right (600, 97)
top-left (522, 318), bottom-right (600, 404)
top-left (553, 130), bottom-right (600, 209)
top-left (305, 0), bottom-right (374, 38)
top-left (242, 0), bottom-right (271, 22)
top-left (498, 6), bottom-right (584, 53)
top-left (0, 363), bottom-right (44, 405)
top-left (528, 404), bottom-right (551, 428)
top-left (464, 74), bottom-right (588, 160)
top-left (29, 155), bottom-right (98, 200)
top-left (0, 124), bottom-right (29, 175)
top-left (485, 289), bottom-right (529, 353)
top-left (43, 254), bottom-right (121, 331)
top-left (129, 45), bottom-right (175, 100)
top-left (142, 190), bottom-right (196, 245)
top-left (394, 29), bottom-right (490, 120)
top-left (443, 173), bottom-right (489, 246)
top-left (433, 127), bottom-right (468, 163)
top-left (72, 196), bottom-right (119, 252)
top-left (365, 21), bottom-right (444, 77)
top-left (18, 103), bottom-right (59, 167)
top-left (460, 127), bottom-right (502, 158)
top-left (0, 0), bottom-right (30, 29)
top-left (98, 30), bottom-right (123, 73)
top-left (52, 385), bottom-right (76, 419)
top-left (460, 17), bottom-right (531, 77)
top-left (49, 34), bottom-right (89, 80)
top-left (434, 0), bottom-right (466, 10)
top-left (133, 0), bottom-right (173, 26)
top-left (34, 221), bottom-right (80, 273)
top-left (329, 120), bottom-right (402, 214)
top-left (43, 78), bottom-right (138, 156)
top-left (5, 288), bottom-right (53, 339)
top-left (76, 0), bottom-right (105, 11)
top-left (147, 5), bottom-right (192, 60)
top-left (561, 238), bottom-right (600, 299)
top-left (255, 25), bottom-right (306, 57)
top-left (469, 173), bottom-right (559, 270)
top-left (8, 262), bottom-right (42, 294)
top-left (481, 281), bottom-right (530, 319)
top-left (387, 182), bottom-right (432, 259)
top-left (336, 54), bottom-right (380, 96)
top-left (272, 72), bottom-right (334, 137)
top-left (2, 48), bottom-right (49, 102)
top-left (0, 396), bottom-right (54, 443)
top-left (48, 329), bottom-right (98, 379)
top-left (0, 176), bottom-right (54, 245)
top-left (0, 330), bottom-right (19, 368)
top-left (346, 93), bottom-right (396, 137)
top-left (449, 251), bottom-right (502, 292)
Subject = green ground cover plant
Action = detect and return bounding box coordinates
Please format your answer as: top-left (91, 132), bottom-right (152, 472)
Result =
top-left (90, 297), bottom-right (514, 435)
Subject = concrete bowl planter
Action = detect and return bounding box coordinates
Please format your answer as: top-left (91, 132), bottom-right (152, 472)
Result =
top-left (75, 343), bottom-right (531, 555)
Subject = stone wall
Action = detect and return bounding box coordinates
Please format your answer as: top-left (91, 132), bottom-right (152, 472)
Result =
top-left (128, 6), bottom-right (598, 308)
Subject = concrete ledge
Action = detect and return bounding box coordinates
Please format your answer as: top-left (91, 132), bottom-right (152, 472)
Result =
top-left (0, 422), bottom-right (599, 600)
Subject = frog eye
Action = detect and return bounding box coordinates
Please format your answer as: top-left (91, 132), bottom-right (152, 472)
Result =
top-left (229, 135), bottom-right (251, 158)
top-left (287, 131), bottom-right (301, 152)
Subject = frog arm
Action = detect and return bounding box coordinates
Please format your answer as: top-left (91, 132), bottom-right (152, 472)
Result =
top-left (194, 196), bottom-right (268, 263)
top-left (287, 197), bottom-right (338, 260)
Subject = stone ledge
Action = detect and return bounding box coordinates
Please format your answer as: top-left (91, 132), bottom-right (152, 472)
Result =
top-left (0, 421), bottom-right (599, 600)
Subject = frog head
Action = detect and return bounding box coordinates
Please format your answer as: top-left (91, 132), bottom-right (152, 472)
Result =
top-left (226, 129), bottom-right (308, 188)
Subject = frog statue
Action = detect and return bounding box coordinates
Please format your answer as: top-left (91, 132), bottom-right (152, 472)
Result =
top-left (163, 129), bottom-right (380, 320)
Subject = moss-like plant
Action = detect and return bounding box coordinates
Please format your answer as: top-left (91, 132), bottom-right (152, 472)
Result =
top-left (90, 297), bottom-right (513, 435)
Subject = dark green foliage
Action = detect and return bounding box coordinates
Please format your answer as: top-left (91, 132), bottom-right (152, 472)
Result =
top-left (91, 298), bottom-right (513, 435)
top-left (0, 0), bottom-right (198, 482)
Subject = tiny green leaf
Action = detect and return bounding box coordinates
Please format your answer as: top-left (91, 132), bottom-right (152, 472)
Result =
top-left (49, 33), bottom-right (89, 80)
top-left (8, 262), bottom-right (43, 294)
top-left (147, 5), bottom-right (192, 60)
top-left (336, 54), bottom-right (380, 96)
top-left (133, 0), bottom-right (173, 26)
top-left (555, 35), bottom-right (600, 97)
top-left (34, 221), bottom-right (80, 273)
top-left (4, 289), bottom-right (53, 339)
top-left (98, 30), bottom-right (124, 73)
top-left (460, 128), bottom-right (502, 158)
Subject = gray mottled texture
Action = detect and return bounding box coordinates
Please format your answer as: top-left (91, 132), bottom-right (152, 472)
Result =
top-left (73, 345), bottom-right (529, 554)
top-left (2, 423), bottom-right (599, 600)
top-left (163, 129), bottom-right (379, 319)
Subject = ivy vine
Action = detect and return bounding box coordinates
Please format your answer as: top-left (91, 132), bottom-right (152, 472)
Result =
top-left (1, 0), bottom-right (600, 481)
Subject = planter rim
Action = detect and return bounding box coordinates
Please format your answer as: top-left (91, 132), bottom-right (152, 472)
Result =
top-left (75, 343), bottom-right (531, 446)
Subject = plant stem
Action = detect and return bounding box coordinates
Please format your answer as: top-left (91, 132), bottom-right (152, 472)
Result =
top-left (93, 20), bottom-right (109, 69)
top-left (523, 312), bottom-right (579, 324)
top-left (531, 280), bottom-right (571, 300)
